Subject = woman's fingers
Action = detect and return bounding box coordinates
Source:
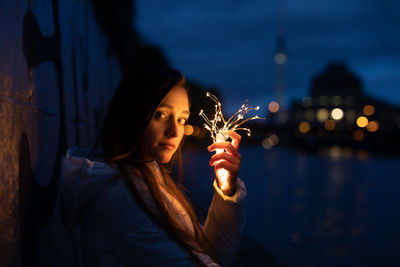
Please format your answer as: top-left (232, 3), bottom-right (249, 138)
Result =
top-left (214, 160), bottom-right (239, 177)
top-left (207, 141), bottom-right (241, 160)
top-left (225, 130), bottom-right (241, 149)
top-left (209, 151), bottom-right (241, 166)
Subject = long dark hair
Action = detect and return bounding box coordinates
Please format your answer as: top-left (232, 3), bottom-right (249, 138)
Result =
top-left (96, 67), bottom-right (216, 265)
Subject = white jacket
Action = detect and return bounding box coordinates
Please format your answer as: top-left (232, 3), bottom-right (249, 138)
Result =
top-left (59, 147), bottom-right (247, 267)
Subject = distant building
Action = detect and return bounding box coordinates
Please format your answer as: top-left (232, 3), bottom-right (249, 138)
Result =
top-left (270, 62), bottom-right (400, 155)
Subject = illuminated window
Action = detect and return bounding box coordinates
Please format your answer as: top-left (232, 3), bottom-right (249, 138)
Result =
top-left (304, 109), bottom-right (314, 121)
top-left (302, 97), bottom-right (312, 107)
top-left (332, 96), bottom-right (342, 106)
top-left (345, 110), bottom-right (356, 123)
top-left (344, 96), bottom-right (354, 106)
top-left (318, 96), bottom-right (329, 106)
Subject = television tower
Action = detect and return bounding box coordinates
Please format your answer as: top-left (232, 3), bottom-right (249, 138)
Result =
top-left (274, 1), bottom-right (287, 111)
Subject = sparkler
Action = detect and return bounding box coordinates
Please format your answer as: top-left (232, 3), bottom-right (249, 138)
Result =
top-left (199, 92), bottom-right (263, 191)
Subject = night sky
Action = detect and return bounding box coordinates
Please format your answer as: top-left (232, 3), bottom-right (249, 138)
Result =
top-left (135, 0), bottom-right (400, 114)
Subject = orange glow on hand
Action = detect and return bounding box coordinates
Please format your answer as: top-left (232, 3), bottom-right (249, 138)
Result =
top-left (215, 143), bottom-right (229, 190)
top-left (216, 168), bottom-right (229, 190)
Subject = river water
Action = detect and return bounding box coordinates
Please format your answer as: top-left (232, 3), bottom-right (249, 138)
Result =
top-left (182, 146), bottom-right (400, 266)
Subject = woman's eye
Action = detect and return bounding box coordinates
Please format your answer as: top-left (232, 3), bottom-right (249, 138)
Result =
top-left (155, 111), bottom-right (167, 120)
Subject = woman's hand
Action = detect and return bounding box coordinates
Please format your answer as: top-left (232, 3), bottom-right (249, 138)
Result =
top-left (207, 130), bottom-right (242, 196)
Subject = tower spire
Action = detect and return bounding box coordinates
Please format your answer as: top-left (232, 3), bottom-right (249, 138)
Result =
top-left (274, 1), bottom-right (287, 111)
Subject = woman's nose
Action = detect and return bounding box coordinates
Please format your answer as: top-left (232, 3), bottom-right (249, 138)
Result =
top-left (165, 119), bottom-right (179, 137)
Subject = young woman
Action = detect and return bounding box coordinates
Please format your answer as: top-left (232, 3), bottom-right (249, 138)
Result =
top-left (60, 67), bottom-right (246, 267)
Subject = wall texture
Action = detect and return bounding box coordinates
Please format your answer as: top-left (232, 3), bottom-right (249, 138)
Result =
top-left (0, 0), bottom-right (123, 266)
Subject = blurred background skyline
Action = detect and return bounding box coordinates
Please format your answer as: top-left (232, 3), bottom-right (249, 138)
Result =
top-left (135, 0), bottom-right (400, 114)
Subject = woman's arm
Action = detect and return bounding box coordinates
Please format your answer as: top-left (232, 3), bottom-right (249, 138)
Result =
top-left (202, 178), bottom-right (247, 266)
top-left (204, 130), bottom-right (247, 266)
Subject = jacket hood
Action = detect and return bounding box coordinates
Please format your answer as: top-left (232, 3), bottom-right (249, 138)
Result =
top-left (59, 147), bottom-right (119, 228)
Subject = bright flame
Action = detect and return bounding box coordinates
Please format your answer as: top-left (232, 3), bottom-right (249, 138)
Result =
top-left (200, 92), bottom-right (263, 188)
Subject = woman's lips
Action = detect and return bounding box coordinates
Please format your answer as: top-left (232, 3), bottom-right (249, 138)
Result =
top-left (159, 143), bottom-right (176, 150)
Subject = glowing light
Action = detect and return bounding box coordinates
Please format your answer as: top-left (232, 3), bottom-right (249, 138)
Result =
top-left (316, 108), bottom-right (329, 122)
top-left (304, 109), bottom-right (314, 121)
top-left (324, 120), bottom-right (336, 131)
top-left (184, 124), bottom-right (194, 136)
top-left (274, 52), bottom-right (287, 64)
top-left (331, 96), bottom-right (342, 106)
top-left (344, 96), bottom-right (354, 106)
top-left (262, 133), bottom-right (279, 149)
top-left (268, 101), bottom-right (280, 113)
top-left (302, 97), bottom-right (312, 107)
top-left (200, 92), bottom-right (263, 191)
top-left (345, 110), bottom-right (356, 123)
top-left (277, 112), bottom-right (288, 123)
top-left (318, 96), bottom-right (329, 106)
top-left (363, 105), bottom-right (375, 116)
top-left (366, 120), bottom-right (379, 132)
top-left (356, 116), bottom-right (368, 128)
top-left (298, 121), bottom-right (311, 134)
top-left (328, 146), bottom-right (342, 159)
top-left (353, 129), bottom-right (365, 141)
top-left (331, 108), bottom-right (344, 120)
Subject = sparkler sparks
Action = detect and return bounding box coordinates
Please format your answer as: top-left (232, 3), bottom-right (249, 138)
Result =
top-left (199, 92), bottom-right (263, 191)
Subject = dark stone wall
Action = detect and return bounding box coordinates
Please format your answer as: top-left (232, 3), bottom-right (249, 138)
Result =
top-left (0, 0), bottom-right (124, 266)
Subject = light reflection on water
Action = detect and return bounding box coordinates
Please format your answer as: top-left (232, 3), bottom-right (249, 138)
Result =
top-left (183, 146), bottom-right (400, 266)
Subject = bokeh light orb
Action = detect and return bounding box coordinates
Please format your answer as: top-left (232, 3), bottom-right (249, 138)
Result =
top-left (262, 132), bottom-right (279, 149)
top-left (356, 116), bottom-right (369, 128)
top-left (353, 129), bottom-right (365, 141)
top-left (184, 124), bottom-right (194, 136)
top-left (268, 101), bottom-right (280, 113)
top-left (366, 120), bottom-right (379, 132)
top-left (298, 121), bottom-right (311, 134)
top-left (304, 109), bottom-right (314, 121)
top-left (331, 108), bottom-right (344, 120)
top-left (324, 119), bottom-right (336, 131)
top-left (363, 105), bottom-right (375, 116)
top-left (316, 108), bottom-right (329, 122)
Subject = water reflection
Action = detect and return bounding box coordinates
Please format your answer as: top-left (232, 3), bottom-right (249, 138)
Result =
top-left (183, 146), bottom-right (400, 266)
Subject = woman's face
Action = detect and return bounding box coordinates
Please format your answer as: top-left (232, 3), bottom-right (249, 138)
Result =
top-left (140, 86), bottom-right (190, 163)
